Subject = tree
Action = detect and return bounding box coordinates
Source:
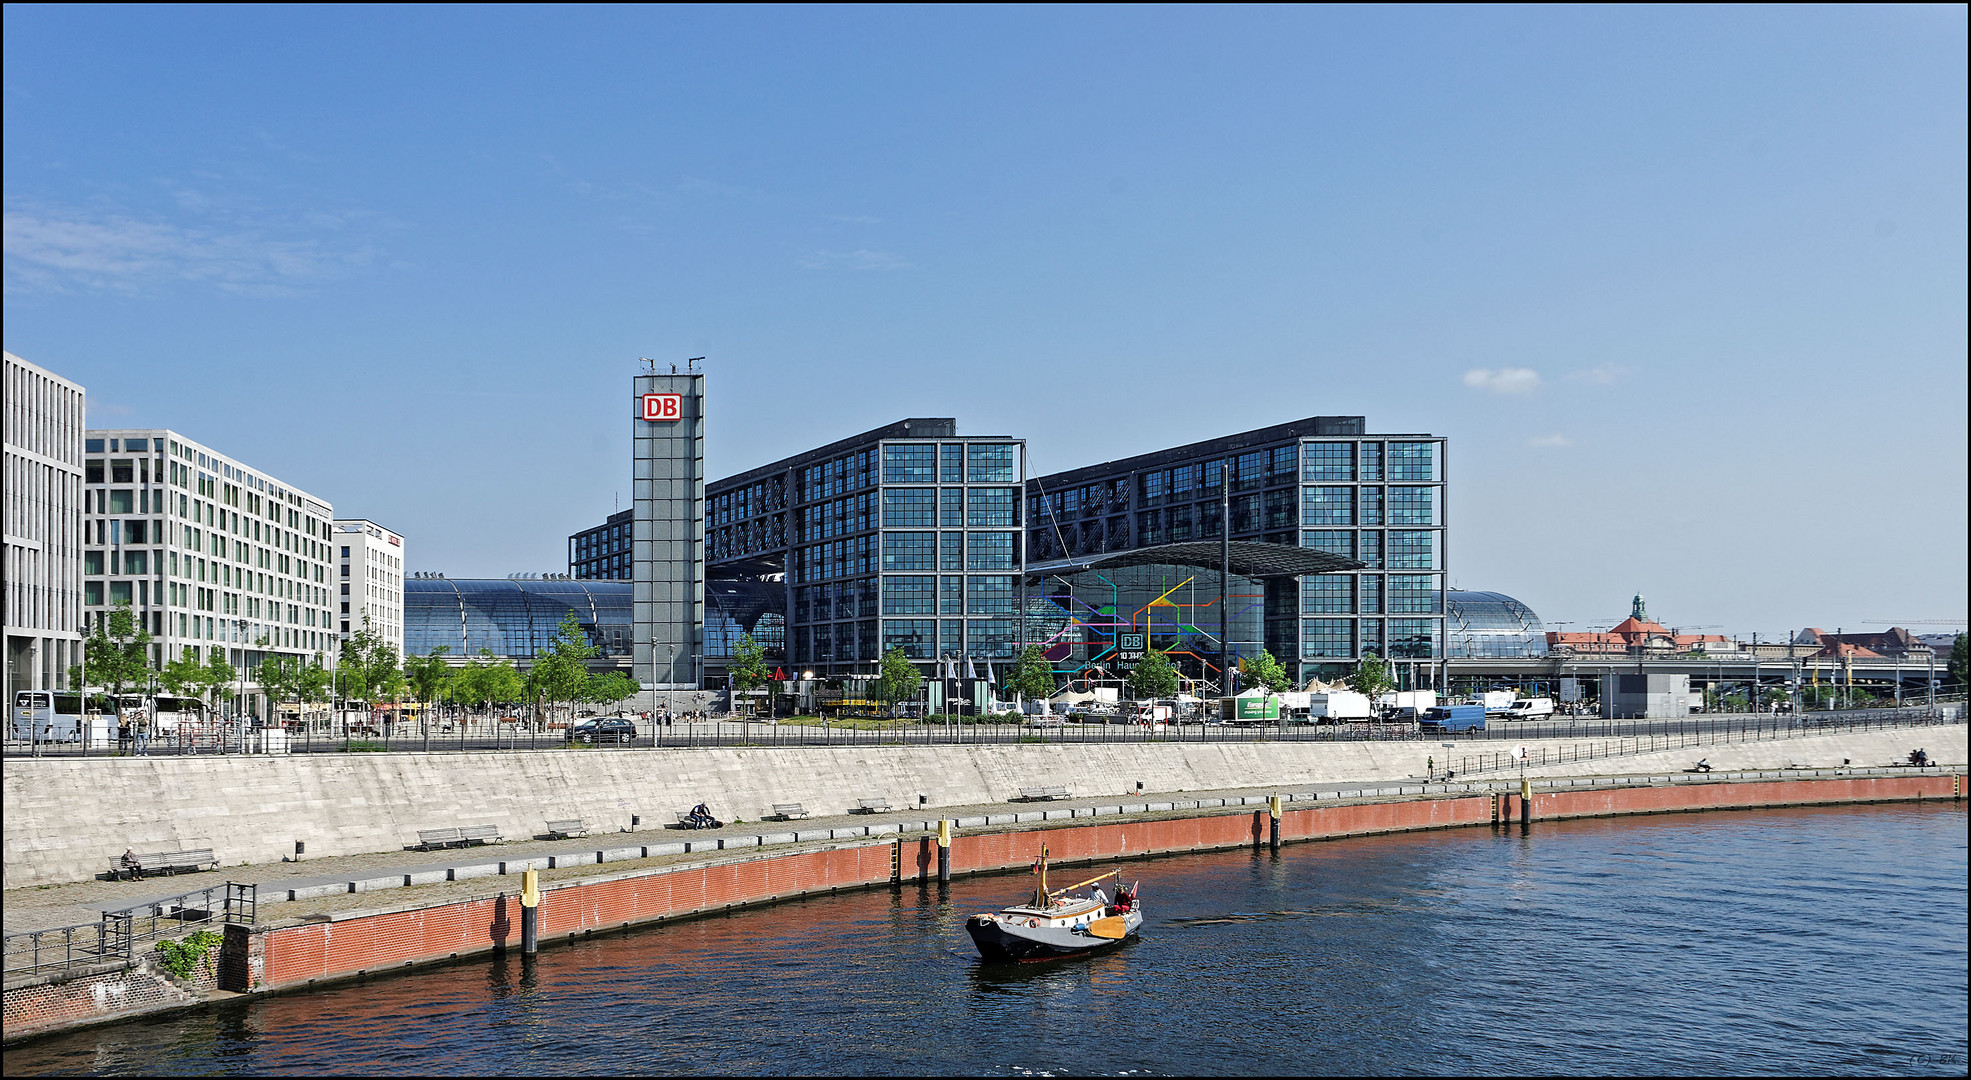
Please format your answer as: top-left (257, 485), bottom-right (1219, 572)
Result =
top-left (81, 602), bottom-right (154, 705)
top-left (256, 654), bottom-right (305, 712)
top-left (1238, 648), bottom-right (1291, 693)
top-left (1348, 652), bottom-right (1396, 701)
top-left (1006, 645), bottom-right (1054, 702)
top-left (875, 648), bottom-right (923, 713)
top-left (531, 612), bottom-right (599, 723)
top-left (728, 633), bottom-right (772, 714)
top-left (404, 646), bottom-right (453, 717)
top-left (1126, 648), bottom-right (1180, 700)
top-left (583, 670), bottom-right (639, 708)
top-left (336, 616), bottom-right (399, 705)
top-left (297, 654), bottom-right (333, 705)
top-left (1951, 633), bottom-right (1969, 693)
top-left (196, 649), bottom-right (238, 718)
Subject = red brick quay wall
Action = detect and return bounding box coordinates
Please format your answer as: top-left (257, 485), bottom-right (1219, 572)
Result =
top-left (239, 774), bottom-right (1961, 996)
top-left (7, 774), bottom-right (1960, 1043)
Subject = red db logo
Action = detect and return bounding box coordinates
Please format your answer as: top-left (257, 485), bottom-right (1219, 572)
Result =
top-left (640, 393), bottom-right (683, 422)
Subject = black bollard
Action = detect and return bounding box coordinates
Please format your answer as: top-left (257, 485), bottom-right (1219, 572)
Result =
top-left (1268, 795), bottom-right (1281, 853)
top-left (937, 819), bottom-right (951, 883)
top-left (1520, 780), bottom-right (1532, 829)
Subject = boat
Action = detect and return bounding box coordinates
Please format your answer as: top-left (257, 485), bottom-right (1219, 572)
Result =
top-left (965, 846), bottom-right (1142, 962)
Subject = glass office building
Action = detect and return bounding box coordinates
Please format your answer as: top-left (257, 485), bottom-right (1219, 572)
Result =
top-left (569, 509), bottom-right (632, 580)
top-left (1028, 417), bottom-right (1447, 688)
top-left (703, 419), bottom-right (1026, 677)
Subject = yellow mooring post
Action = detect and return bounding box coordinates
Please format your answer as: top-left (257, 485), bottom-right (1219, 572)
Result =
top-left (520, 867), bottom-right (540, 955)
top-left (1268, 794), bottom-right (1282, 852)
top-left (937, 818), bottom-right (951, 884)
top-left (1520, 778), bottom-right (1533, 828)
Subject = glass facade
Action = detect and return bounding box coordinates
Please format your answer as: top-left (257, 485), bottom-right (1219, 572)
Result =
top-left (568, 509), bottom-right (634, 580)
top-left (1445, 590), bottom-right (1545, 659)
top-left (405, 578), bottom-right (632, 662)
top-left (1026, 417), bottom-right (1445, 685)
top-left (701, 420), bottom-right (1026, 676)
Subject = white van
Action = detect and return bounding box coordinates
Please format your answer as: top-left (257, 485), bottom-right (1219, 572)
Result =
top-left (1501, 697), bottom-right (1555, 720)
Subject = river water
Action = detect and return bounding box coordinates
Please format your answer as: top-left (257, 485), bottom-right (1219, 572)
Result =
top-left (7, 804), bottom-right (1966, 1076)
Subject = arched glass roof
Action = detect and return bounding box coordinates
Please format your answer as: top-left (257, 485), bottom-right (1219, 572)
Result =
top-left (405, 578), bottom-right (631, 660)
top-left (1445, 590), bottom-right (1545, 658)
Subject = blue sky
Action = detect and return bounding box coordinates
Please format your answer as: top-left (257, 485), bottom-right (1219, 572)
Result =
top-left (5, 6), bottom-right (1965, 637)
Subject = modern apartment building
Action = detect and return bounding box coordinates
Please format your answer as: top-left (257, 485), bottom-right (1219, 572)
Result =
top-left (334, 518), bottom-right (406, 659)
top-left (4, 352), bottom-right (86, 705)
top-left (1027, 416), bottom-right (1447, 686)
top-left (83, 428), bottom-right (337, 715)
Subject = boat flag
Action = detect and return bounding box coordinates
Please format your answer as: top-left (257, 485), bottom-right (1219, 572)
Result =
top-left (773, 667), bottom-right (786, 681)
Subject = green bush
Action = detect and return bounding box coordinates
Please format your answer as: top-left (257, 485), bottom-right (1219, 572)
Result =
top-left (156, 929), bottom-right (223, 979)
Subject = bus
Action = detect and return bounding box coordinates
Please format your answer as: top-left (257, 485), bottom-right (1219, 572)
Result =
top-left (13, 691), bottom-right (85, 741)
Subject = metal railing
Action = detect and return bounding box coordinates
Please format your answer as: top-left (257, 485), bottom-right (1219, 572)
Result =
top-left (4, 701), bottom-right (1960, 757)
top-left (4, 883), bottom-right (256, 980)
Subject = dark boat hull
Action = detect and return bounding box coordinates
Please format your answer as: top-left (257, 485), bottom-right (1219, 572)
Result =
top-left (966, 913), bottom-right (1136, 962)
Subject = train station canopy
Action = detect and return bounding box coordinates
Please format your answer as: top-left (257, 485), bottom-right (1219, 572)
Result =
top-left (1024, 541), bottom-right (1365, 583)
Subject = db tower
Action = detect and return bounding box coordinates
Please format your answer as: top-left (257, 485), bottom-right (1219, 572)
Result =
top-left (632, 368), bottom-right (706, 689)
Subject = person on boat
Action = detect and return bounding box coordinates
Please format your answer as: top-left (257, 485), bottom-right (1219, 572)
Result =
top-left (1113, 886), bottom-right (1133, 914)
top-left (1089, 882), bottom-right (1109, 910)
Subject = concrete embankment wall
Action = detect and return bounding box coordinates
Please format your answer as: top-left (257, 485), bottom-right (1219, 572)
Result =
top-left (4, 773), bottom-right (1961, 1043)
top-left (5, 727), bottom-right (1962, 889)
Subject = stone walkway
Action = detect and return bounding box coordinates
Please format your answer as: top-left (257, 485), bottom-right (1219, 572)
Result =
top-left (3, 765), bottom-right (1938, 937)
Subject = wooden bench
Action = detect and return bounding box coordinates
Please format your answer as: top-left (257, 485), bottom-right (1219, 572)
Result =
top-left (110, 848), bottom-right (217, 880)
top-left (545, 819), bottom-right (588, 840)
top-left (1017, 785), bottom-right (1071, 802)
top-left (417, 824), bottom-right (503, 850)
top-left (850, 798), bottom-right (891, 815)
top-left (769, 803), bottom-right (809, 821)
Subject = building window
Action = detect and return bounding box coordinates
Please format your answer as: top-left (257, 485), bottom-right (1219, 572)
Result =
top-left (1137, 510), bottom-right (1164, 546)
top-left (966, 532), bottom-right (1016, 571)
top-left (109, 581), bottom-right (133, 605)
top-left (967, 444), bottom-right (1016, 484)
top-left (1388, 618), bottom-right (1438, 658)
top-left (882, 575), bottom-right (936, 616)
top-left (1304, 576), bottom-right (1353, 614)
top-left (940, 445), bottom-right (965, 484)
top-left (883, 619), bottom-right (934, 660)
top-left (1388, 486), bottom-right (1436, 526)
top-left (941, 575), bottom-right (965, 615)
top-left (1233, 452), bottom-right (1265, 491)
top-left (882, 444), bottom-right (936, 484)
top-left (85, 581), bottom-right (104, 606)
top-left (1388, 575), bottom-right (1440, 614)
top-left (966, 488), bottom-right (1018, 527)
top-left (881, 532), bottom-right (936, 571)
top-left (882, 489), bottom-right (936, 527)
top-left (1303, 531), bottom-right (1353, 559)
top-left (1360, 487), bottom-right (1384, 526)
top-left (967, 575), bottom-right (1017, 615)
top-left (1388, 531), bottom-right (1435, 570)
top-left (1358, 575), bottom-right (1382, 614)
top-left (1302, 618), bottom-right (1354, 658)
top-left (940, 532), bottom-right (964, 571)
top-left (85, 551), bottom-right (104, 576)
top-left (1389, 442), bottom-right (1435, 481)
top-left (940, 489), bottom-right (965, 528)
top-left (1302, 487), bottom-right (1353, 526)
top-left (1267, 445), bottom-right (1298, 485)
top-left (1303, 443), bottom-right (1354, 482)
top-left (1264, 490), bottom-right (1296, 530)
top-left (1138, 471), bottom-right (1166, 508)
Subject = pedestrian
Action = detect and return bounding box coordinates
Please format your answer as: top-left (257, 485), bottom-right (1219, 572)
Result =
top-left (134, 720), bottom-right (150, 756)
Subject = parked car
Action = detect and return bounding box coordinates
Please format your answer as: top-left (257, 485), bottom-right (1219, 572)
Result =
top-left (565, 717), bottom-right (639, 744)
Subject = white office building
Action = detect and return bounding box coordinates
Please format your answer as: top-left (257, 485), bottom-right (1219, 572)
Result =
top-left (83, 428), bottom-right (337, 717)
top-left (5, 352), bottom-right (87, 706)
top-left (334, 519), bottom-right (405, 659)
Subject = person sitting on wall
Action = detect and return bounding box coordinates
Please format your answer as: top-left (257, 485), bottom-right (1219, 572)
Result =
top-left (1694, 758), bottom-right (1713, 773)
top-left (685, 802), bottom-right (722, 829)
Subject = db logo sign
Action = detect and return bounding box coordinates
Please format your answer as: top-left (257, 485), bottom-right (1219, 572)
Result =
top-left (640, 393), bottom-right (684, 422)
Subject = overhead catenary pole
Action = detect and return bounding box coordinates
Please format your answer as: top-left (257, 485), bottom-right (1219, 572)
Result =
top-left (1220, 459), bottom-right (1230, 694)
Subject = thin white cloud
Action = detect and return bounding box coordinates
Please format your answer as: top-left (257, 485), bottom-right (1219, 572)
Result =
top-left (1567, 363), bottom-right (1627, 385)
top-left (1526, 434), bottom-right (1573, 448)
top-left (1462, 367), bottom-right (1542, 395)
top-left (799, 248), bottom-right (912, 271)
top-left (3, 200), bottom-right (377, 295)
